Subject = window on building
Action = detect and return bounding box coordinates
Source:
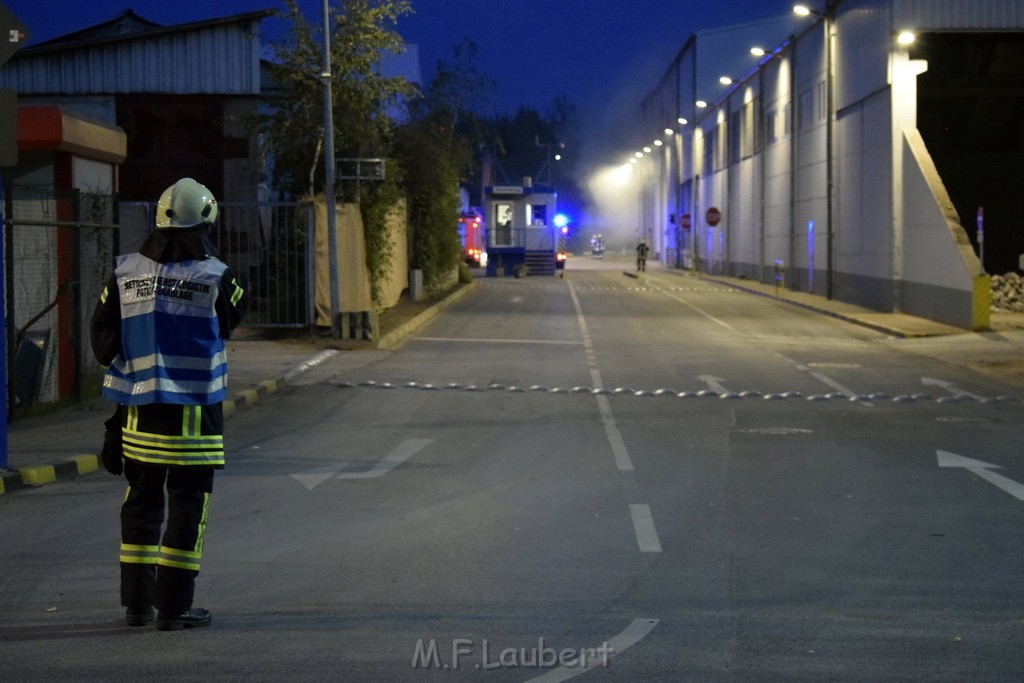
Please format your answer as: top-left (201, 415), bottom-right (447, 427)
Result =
top-left (766, 108), bottom-right (779, 146)
top-left (798, 87), bottom-right (815, 130)
top-left (714, 121), bottom-right (728, 171)
top-left (493, 203), bottom-right (513, 246)
top-left (527, 203), bottom-right (547, 226)
top-left (729, 110), bottom-right (742, 164)
top-left (703, 128), bottom-right (715, 175)
top-left (741, 97), bottom-right (759, 158)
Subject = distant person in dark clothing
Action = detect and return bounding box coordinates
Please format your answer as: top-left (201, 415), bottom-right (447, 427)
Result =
top-left (636, 240), bottom-right (650, 272)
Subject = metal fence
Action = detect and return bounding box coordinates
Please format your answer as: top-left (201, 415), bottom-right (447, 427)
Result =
top-left (118, 200), bottom-right (315, 329)
top-left (3, 189), bottom-right (313, 418)
top-left (3, 185), bottom-right (118, 414)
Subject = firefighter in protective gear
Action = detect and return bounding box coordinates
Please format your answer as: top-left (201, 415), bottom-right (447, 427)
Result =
top-left (90, 177), bottom-right (247, 630)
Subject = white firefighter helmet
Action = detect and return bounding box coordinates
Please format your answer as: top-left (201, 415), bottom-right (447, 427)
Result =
top-left (156, 178), bottom-right (218, 229)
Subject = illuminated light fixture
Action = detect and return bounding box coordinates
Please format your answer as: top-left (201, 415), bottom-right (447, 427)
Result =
top-left (897, 30), bottom-right (916, 45)
top-left (653, 140), bottom-right (663, 146)
top-left (696, 100), bottom-right (707, 108)
top-left (635, 151), bottom-right (643, 158)
top-left (664, 128), bottom-right (674, 135)
top-left (678, 117), bottom-right (688, 125)
top-left (719, 76), bottom-right (733, 85)
top-left (554, 153), bottom-right (562, 161)
top-left (750, 46), bottom-right (766, 57)
top-left (643, 146), bottom-right (652, 153)
top-left (793, 4), bottom-right (824, 18)
top-left (629, 158), bottom-right (638, 164)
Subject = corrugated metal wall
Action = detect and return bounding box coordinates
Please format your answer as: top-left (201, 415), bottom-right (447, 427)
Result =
top-left (895, 0), bottom-right (1024, 30)
top-left (1, 22), bottom-right (261, 95)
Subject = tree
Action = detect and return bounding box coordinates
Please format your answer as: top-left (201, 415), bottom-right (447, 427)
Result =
top-left (261, 0), bottom-right (415, 198)
top-left (395, 39), bottom-right (491, 289)
top-left (259, 0), bottom-right (414, 308)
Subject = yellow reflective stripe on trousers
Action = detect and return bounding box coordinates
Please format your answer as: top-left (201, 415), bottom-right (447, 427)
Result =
top-left (120, 543), bottom-right (160, 564)
top-left (195, 492), bottom-right (210, 557)
top-left (126, 405), bottom-right (139, 431)
top-left (122, 427), bottom-right (224, 466)
top-left (156, 494), bottom-right (210, 571)
top-left (181, 405), bottom-right (201, 437)
top-left (158, 545), bottom-right (202, 571)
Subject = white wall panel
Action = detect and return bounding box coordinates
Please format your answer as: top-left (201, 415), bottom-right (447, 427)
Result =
top-left (895, 0), bottom-right (1024, 29)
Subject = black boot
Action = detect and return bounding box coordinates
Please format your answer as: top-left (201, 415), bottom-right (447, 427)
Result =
top-left (157, 607), bottom-right (212, 631)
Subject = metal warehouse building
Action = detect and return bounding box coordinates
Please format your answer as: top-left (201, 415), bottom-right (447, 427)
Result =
top-left (632, 0), bottom-right (1024, 329)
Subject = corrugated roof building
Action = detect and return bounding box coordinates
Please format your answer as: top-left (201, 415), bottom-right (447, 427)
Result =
top-left (0, 9), bottom-right (274, 204)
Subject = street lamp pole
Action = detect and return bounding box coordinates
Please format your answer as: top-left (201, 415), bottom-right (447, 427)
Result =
top-left (321, 0), bottom-right (341, 336)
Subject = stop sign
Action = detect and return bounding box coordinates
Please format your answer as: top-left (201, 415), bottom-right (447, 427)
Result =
top-left (706, 207), bottom-right (722, 226)
top-left (680, 213), bottom-right (691, 229)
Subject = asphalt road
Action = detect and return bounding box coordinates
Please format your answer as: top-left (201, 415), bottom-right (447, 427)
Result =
top-left (2, 258), bottom-right (1023, 681)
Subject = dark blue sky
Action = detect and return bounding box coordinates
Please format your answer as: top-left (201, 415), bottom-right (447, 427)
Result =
top-left (6, 0), bottom-right (797, 121)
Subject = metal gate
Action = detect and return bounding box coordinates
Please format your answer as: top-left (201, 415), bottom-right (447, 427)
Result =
top-left (119, 200), bottom-right (315, 329)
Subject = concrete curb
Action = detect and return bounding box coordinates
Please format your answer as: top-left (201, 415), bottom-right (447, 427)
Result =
top-left (1, 454), bottom-right (99, 495)
top-left (376, 283), bottom-right (476, 350)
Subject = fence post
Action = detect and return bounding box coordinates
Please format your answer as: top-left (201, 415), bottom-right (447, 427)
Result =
top-left (0, 180), bottom-right (8, 468)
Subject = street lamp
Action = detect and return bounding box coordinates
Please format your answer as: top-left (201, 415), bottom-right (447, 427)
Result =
top-left (793, 4), bottom-right (824, 18)
top-left (897, 30), bottom-right (916, 46)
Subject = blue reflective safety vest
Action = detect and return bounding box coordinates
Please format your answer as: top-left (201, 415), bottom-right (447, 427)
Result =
top-left (101, 253), bottom-right (229, 406)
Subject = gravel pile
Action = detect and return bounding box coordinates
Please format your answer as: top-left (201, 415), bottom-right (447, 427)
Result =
top-left (991, 272), bottom-right (1024, 312)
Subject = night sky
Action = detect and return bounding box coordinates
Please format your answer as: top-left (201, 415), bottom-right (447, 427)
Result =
top-left (5, 0), bottom-right (798, 121)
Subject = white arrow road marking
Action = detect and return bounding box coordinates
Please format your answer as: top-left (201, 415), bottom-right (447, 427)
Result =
top-left (937, 450), bottom-right (1024, 501)
top-left (290, 461), bottom-right (351, 490)
top-left (780, 356), bottom-right (870, 404)
top-left (923, 377), bottom-right (982, 400)
top-left (697, 375), bottom-right (730, 394)
top-left (629, 504), bottom-right (663, 553)
top-left (336, 438), bottom-right (434, 479)
top-left (525, 618), bottom-right (660, 683)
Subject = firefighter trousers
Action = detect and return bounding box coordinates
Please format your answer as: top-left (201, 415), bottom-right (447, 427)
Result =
top-left (120, 458), bottom-right (214, 616)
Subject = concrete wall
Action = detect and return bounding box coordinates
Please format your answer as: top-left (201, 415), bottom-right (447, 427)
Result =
top-left (656, 0), bottom-right (998, 328)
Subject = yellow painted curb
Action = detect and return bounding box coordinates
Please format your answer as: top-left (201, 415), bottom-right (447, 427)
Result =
top-left (973, 274), bottom-right (991, 331)
top-left (259, 379), bottom-right (278, 395)
top-left (72, 454), bottom-right (99, 475)
top-left (223, 399), bottom-right (236, 417)
top-left (240, 388), bottom-right (259, 404)
top-left (21, 465), bottom-right (57, 486)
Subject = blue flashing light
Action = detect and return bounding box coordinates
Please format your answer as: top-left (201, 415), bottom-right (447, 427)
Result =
top-left (553, 213), bottom-right (569, 228)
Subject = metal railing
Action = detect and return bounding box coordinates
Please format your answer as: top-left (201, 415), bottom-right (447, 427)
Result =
top-left (120, 201), bottom-right (315, 329)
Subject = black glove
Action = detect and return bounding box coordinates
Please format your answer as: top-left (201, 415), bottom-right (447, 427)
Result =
top-left (101, 408), bottom-right (124, 476)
